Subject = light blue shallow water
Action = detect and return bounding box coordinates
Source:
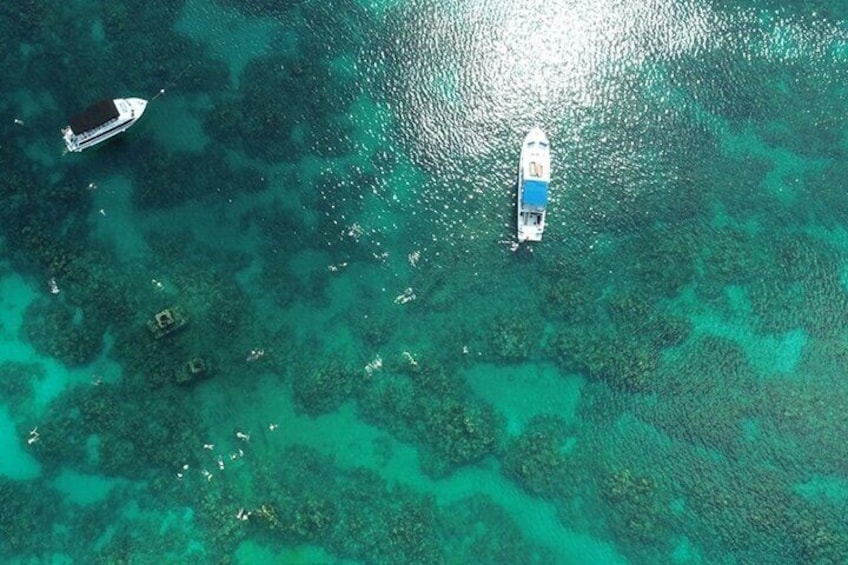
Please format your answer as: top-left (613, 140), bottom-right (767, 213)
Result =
top-left (2, 0), bottom-right (848, 563)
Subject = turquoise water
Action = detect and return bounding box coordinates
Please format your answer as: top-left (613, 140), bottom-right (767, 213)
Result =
top-left (3, 0), bottom-right (848, 562)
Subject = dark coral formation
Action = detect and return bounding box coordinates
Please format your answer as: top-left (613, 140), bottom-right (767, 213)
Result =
top-left (131, 145), bottom-right (268, 210)
top-left (488, 314), bottom-right (533, 361)
top-left (249, 446), bottom-right (557, 564)
top-left (501, 415), bottom-right (573, 498)
top-left (601, 467), bottom-right (671, 546)
top-left (21, 299), bottom-right (105, 366)
top-left (292, 360), bottom-right (354, 417)
top-left (357, 359), bottom-right (504, 478)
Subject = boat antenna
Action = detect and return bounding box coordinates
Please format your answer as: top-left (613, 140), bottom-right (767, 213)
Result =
top-left (151, 63), bottom-right (193, 102)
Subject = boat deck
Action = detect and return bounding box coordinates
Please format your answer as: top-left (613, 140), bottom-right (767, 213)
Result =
top-left (68, 99), bottom-right (119, 133)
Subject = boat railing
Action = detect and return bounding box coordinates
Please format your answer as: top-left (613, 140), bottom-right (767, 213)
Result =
top-left (74, 117), bottom-right (121, 138)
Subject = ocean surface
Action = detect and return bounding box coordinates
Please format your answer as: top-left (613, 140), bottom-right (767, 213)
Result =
top-left (2, 0), bottom-right (848, 563)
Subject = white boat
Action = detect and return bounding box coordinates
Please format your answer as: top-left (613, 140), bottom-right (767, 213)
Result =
top-left (517, 127), bottom-right (551, 242)
top-left (62, 97), bottom-right (147, 152)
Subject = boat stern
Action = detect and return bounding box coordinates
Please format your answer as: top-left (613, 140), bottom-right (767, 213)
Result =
top-left (518, 219), bottom-right (545, 242)
top-left (61, 126), bottom-right (81, 152)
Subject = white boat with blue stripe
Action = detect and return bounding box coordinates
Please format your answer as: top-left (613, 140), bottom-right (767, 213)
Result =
top-left (517, 127), bottom-right (550, 242)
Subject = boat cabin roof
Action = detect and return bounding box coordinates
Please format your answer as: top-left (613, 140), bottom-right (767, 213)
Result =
top-left (69, 99), bottom-right (119, 133)
top-left (522, 179), bottom-right (548, 206)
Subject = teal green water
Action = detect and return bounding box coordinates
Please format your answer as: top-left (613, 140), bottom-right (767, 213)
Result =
top-left (3, 0), bottom-right (848, 563)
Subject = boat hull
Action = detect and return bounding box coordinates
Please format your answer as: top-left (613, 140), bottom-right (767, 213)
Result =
top-left (517, 128), bottom-right (551, 242)
top-left (62, 97), bottom-right (148, 152)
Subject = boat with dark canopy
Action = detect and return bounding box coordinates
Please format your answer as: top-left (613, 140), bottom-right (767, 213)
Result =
top-left (62, 97), bottom-right (147, 152)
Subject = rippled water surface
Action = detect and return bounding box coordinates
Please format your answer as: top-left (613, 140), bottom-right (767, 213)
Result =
top-left (3, 0), bottom-right (848, 563)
